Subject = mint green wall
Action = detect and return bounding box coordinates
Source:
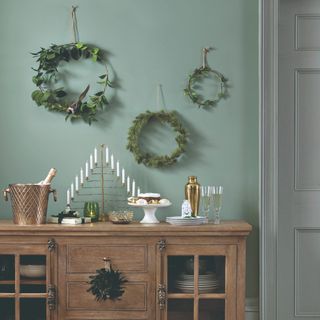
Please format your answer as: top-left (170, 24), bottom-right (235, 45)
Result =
top-left (0, 0), bottom-right (259, 298)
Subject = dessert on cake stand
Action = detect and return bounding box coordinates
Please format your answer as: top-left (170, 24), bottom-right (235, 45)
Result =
top-left (128, 193), bottom-right (171, 224)
top-left (128, 202), bottom-right (171, 223)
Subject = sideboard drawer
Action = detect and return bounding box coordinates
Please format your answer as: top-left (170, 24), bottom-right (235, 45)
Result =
top-left (67, 281), bottom-right (147, 311)
top-left (67, 244), bottom-right (148, 273)
top-left (59, 239), bottom-right (156, 319)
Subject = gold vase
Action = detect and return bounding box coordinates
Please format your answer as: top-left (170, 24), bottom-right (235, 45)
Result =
top-left (185, 176), bottom-right (200, 217)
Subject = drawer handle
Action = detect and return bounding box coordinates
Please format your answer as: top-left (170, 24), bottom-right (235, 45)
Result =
top-left (103, 257), bottom-right (111, 271)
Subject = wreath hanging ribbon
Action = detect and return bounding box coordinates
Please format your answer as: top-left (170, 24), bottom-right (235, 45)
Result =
top-left (31, 6), bottom-right (113, 124)
top-left (184, 48), bottom-right (228, 108)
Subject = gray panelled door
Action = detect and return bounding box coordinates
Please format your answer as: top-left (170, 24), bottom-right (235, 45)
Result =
top-left (279, 0), bottom-right (320, 318)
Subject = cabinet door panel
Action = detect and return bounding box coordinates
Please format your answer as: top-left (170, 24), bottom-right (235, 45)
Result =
top-left (0, 241), bottom-right (56, 320)
top-left (162, 243), bottom-right (237, 320)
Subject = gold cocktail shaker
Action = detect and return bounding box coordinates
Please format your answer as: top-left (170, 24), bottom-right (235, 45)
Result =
top-left (185, 176), bottom-right (200, 217)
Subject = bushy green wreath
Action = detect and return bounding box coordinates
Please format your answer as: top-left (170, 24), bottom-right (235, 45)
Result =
top-left (127, 110), bottom-right (188, 168)
top-left (184, 66), bottom-right (227, 108)
top-left (31, 42), bottom-right (113, 124)
top-left (87, 265), bottom-right (127, 301)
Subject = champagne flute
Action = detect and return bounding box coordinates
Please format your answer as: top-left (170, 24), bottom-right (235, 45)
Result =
top-left (212, 186), bottom-right (223, 224)
top-left (201, 186), bottom-right (212, 218)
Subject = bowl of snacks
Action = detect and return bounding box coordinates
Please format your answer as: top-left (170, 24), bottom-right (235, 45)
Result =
top-left (109, 211), bottom-right (134, 224)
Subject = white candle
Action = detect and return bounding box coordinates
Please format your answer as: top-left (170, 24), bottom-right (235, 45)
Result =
top-left (67, 189), bottom-right (70, 205)
top-left (122, 168), bottom-right (125, 184)
top-left (71, 183), bottom-right (74, 199)
top-left (116, 161), bottom-right (120, 177)
top-left (111, 154), bottom-right (114, 170)
top-left (80, 168), bottom-right (84, 184)
top-left (105, 147), bottom-right (109, 164)
top-left (75, 176), bottom-right (79, 192)
top-left (137, 187), bottom-right (141, 196)
top-left (90, 154), bottom-right (93, 169)
top-left (132, 180), bottom-right (136, 197)
top-left (94, 147), bottom-right (98, 165)
top-left (85, 162), bottom-right (89, 178)
top-left (127, 176), bottom-right (130, 193)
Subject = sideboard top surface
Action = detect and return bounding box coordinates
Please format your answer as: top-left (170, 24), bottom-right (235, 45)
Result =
top-left (0, 219), bottom-right (251, 237)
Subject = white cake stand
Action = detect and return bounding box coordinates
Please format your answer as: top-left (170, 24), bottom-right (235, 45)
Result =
top-left (128, 202), bottom-right (172, 224)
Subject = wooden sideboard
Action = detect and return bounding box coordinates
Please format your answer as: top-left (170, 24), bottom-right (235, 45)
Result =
top-left (0, 220), bottom-right (252, 320)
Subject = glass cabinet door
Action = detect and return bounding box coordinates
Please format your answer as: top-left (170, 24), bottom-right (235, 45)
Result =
top-left (0, 244), bottom-right (55, 320)
top-left (162, 244), bottom-right (237, 320)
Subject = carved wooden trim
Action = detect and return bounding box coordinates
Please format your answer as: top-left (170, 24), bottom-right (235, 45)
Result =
top-left (48, 284), bottom-right (56, 310)
top-left (48, 238), bottom-right (56, 252)
top-left (157, 239), bottom-right (166, 252)
top-left (158, 284), bottom-right (166, 310)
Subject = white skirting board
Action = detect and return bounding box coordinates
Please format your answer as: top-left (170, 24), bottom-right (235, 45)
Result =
top-left (245, 298), bottom-right (259, 320)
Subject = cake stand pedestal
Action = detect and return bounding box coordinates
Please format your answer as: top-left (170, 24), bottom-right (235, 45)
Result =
top-left (128, 203), bottom-right (172, 224)
top-left (140, 207), bottom-right (159, 224)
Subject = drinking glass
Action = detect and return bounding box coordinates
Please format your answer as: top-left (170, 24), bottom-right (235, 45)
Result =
top-left (211, 186), bottom-right (223, 224)
top-left (201, 186), bottom-right (212, 218)
top-left (83, 201), bottom-right (100, 222)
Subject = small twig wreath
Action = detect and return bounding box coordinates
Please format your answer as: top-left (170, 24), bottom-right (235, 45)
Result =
top-left (184, 48), bottom-right (227, 108)
top-left (184, 66), bottom-right (227, 108)
top-left (87, 259), bottom-right (127, 301)
top-left (127, 110), bottom-right (188, 168)
top-left (31, 42), bottom-right (113, 124)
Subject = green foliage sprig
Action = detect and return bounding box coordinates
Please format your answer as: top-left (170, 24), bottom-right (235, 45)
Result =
top-left (31, 42), bottom-right (113, 124)
top-left (184, 66), bottom-right (227, 108)
top-left (127, 110), bottom-right (188, 168)
top-left (87, 265), bottom-right (127, 301)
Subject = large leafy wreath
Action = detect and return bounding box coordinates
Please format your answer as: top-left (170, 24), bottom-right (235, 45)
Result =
top-left (127, 110), bottom-right (188, 168)
top-left (31, 42), bottom-right (113, 124)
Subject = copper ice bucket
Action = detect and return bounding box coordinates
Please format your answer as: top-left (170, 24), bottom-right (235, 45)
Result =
top-left (3, 184), bottom-right (57, 225)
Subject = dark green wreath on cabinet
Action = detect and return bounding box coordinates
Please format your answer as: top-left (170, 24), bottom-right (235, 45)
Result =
top-left (87, 258), bottom-right (127, 301)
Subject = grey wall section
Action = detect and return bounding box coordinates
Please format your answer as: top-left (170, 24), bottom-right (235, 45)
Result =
top-left (0, 0), bottom-right (259, 298)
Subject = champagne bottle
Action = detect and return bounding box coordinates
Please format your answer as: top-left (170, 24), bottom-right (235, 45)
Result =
top-left (40, 168), bottom-right (57, 184)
